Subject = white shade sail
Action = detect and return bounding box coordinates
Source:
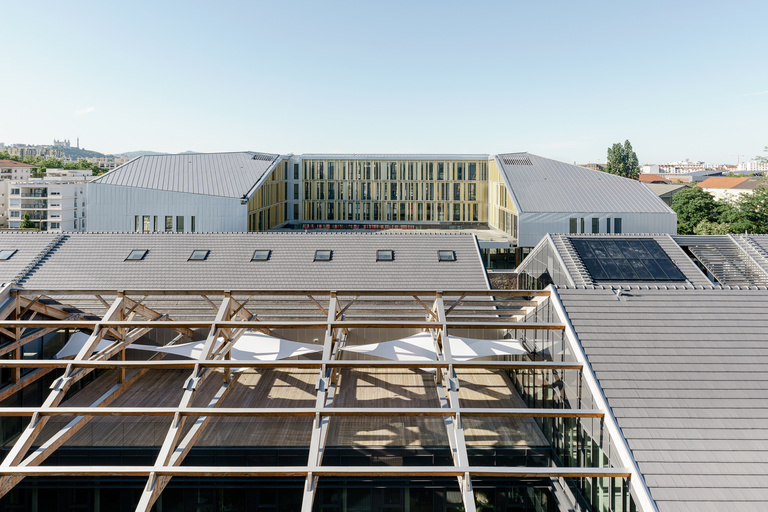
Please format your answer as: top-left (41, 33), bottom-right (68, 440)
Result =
top-left (341, 332), bottom-right (526, 361)
top-left (130, 331), bottom-right (323, 361)
top-left (55, 331), bottom-right (118, 359)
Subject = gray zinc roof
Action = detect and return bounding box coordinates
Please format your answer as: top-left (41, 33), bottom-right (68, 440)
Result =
top-left (92, 152), bottom-right (281, 199)
top-left (16, 232), bottom-right (490, 291)
top-left (496, 153), bottom-right (674, 214)
top-left (300, 154), bottom-right (489, 161)
top-left (557, 286), bottom-right (768, 512)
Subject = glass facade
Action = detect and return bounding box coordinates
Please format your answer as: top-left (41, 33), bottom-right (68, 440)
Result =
top-left (487, 159), bottom-right (518, 240)
top-left (248, 160), bottom-right (289, 231)
top-left (299, 158), bottom-right (488, 226)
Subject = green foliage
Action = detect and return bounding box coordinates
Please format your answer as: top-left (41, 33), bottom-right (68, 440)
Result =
top-left (671, 186), bottom-right (721, 234)
top-left (604, 140), bottom-right (640, 180)
top-left (756, 146), bottom-right (768, 163)
top-left (672, 185), bottom-right (768, 235)
top-left (693, 220), bottom-right (733, 235)
top-left (19, 213), bottom-right (35, 229)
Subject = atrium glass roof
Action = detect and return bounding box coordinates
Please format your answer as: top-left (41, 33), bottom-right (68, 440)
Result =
top-left (570, 238), bottom-right (687, 282)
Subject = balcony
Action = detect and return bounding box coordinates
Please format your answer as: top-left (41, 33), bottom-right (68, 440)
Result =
top-left (21, 203), bottom-right (47, 209)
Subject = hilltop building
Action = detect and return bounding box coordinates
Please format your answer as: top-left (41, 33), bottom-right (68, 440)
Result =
top-left (88, 151), bottom-right (677, 266)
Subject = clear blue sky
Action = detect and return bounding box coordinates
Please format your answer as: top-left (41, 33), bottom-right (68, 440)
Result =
top-left (2, 0), bottom-right (766, 164)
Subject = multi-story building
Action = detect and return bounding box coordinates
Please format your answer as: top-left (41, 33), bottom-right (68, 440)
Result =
top-left (88, 151), bottom-right (677, 267)
top-left (4, 176), bottom-right (90, 231)
top-left (0, 160), bottom-right (36, 181)
top-left (1, 144), bottom-right (63, 159)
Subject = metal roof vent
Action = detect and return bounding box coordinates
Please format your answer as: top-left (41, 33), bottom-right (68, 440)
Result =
top-left (502, 156), bottom-right (532, 166)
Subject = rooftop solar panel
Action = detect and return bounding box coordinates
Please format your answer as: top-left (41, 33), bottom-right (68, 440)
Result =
top-left (570, 238), bottom-right (687, 283)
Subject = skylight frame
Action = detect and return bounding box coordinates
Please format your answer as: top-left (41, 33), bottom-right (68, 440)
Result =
top-left (376, 250), bottom-right (394, 262)
top-left (0, 249), bottom-right (17, 261)
top-left (314, 250), bottom-right (332, 262)
top-left (438, 250), bottom-right (456, 262)
top-left (251, 250), bottom-right (271, 261)
top-left (188, 250), bottom-right (210, 261)
top-left (125, 250), bottom-right (148, 261)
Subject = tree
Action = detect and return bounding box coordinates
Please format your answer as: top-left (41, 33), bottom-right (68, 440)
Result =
top-left (670, 186), bottom-right (721, 234)
top-left (19, 213), bottom-right (35, 229)
top-left (604, 140), bottom-right (640, 179)
top-left (756, 146), bottom-right (768, 163)
top-left (733, 187), bottom-right (768, 234)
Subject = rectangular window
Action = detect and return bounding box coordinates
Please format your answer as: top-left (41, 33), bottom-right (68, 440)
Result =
top-left (165, 216), bottom-right (173, 232)
top-left (153, 216), bottom-right (158, 232)
top-left (453, 204), bottom-right (461, 221)
top-left (569, 218), bottom-right (577, 234)
top-left (294, 204), bottom-right (299, 219)
top-left (468, 183), bottom-right (476, 201)
top-left (135, 215), bottom-right (141, 232)
top-left (142, 215), bottom-right (150, 233)
top-left (191, 216), bottom-right (196, 232)
top-left (252, 250), bottom-right (271, 261)
top-left (294, 163), bottom-right (299, 180)
top-left (456, 162), bottom-right (463, 180)
top-left (189, 250), bottom-right (209, 261)
top-left (468, 163), bottom-right (477, 181)
top-left (581, 218), bottom-right (585, 233)
top-left (437, 163), bottom-right (444, 180)
top-left (0, 250), bottom-right (17, 260)
top-left (438, 250), bottom-right (456, 262)
top-left (314, 250), bottom-right (332, 261)
top-left (376, 250), bottom-right (394, 261)
top-left (614, 218), bottom-right (622, 234)
top-left (126, 250), bottom-right (148, 261)
top-left (606, 218), bottom-right (611, 233)
top-left (176, 216), bottom-right (184, 233)
top-left (592, 218), bottom-right (600, 233)
top-left (294, 184), bottom-right (299, 200)
top-left (453, 183), bottom-right (461, 201)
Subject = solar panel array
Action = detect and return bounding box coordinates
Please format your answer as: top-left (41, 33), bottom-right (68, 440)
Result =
top-left (570, 238), bottom-right (687, 282)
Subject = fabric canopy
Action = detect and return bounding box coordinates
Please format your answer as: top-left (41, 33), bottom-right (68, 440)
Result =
top-left (55, 331), bottom-right (117, 359)
top-left (341, 332), bottom-right (526, 361)
top-left (130, 331), bottom-right (323, 361)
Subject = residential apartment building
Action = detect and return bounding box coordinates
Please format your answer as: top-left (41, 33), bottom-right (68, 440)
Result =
top-left (0, 160), bottom-right (36, 181)
top-left (1, 144), bottom-right (63, 159)
top-left (4, 177), bottom-right (90, 231)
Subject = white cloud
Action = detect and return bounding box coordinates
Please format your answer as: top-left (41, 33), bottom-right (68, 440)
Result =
top-left (74, 106), bottom-right (96, 117)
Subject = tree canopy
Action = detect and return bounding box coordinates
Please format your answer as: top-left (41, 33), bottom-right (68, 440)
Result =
top-left (19, 213), bottom-right (35, 229)
top-left (0, 151), bottom-right (107, 176)
top-left (604, 140), bottom-right (640, 180)
top-left (671, 185), bottom-right (768, 235)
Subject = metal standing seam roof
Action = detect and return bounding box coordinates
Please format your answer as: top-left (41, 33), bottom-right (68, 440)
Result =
top-left (556, 287), bottom-right (768, 512)
top-left (299, 154), bottom-right (490, 161)
top-left (496, 152), bottom-right (674, 214)
top-left (15, 232), bottom-right (490, 291)
top-left (91, 152), bottom-right (281, 199)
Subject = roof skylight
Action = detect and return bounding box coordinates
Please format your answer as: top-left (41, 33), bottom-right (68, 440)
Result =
top-left (125, 250), bottom-right (148, 261)
top-left (438, 250), bottom-right (456, 262)
top-left (0, 250), bottom-right (17, 261)
top-left (189, 250), bottom-right (210, 261)
top-left (376, 250), bottom-right (394, 261)
top-left (570, 238), bottom-right (687, 282)
top-left (314, 250), bottom-right (332, 262)
top-left (252, 250), bottom-right (271, 261)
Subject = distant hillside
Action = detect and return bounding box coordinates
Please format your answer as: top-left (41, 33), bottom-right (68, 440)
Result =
top-left (120, 150), bottom-right (169, 158)
top-left (119, 150), bottom-right (199, 157)
top-left (62, 147), bottom-right (108, 160)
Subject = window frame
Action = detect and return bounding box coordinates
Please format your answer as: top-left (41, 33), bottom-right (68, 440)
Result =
top-left (314, 250), bottom-right (332, 262)
top-left (438, 250), bottom-right (456, 262)
top-left (188, 250), bottom-right (210, 261)
top-left (251, 250), bottom-right (271, 261)
top-left (376, 250), bottom-right (394, 262)
top-left (125, 250), bottom-right (148, 261)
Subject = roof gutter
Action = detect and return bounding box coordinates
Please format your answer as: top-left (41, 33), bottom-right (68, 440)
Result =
top-left (548, 285), bottom-right (659, 512)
